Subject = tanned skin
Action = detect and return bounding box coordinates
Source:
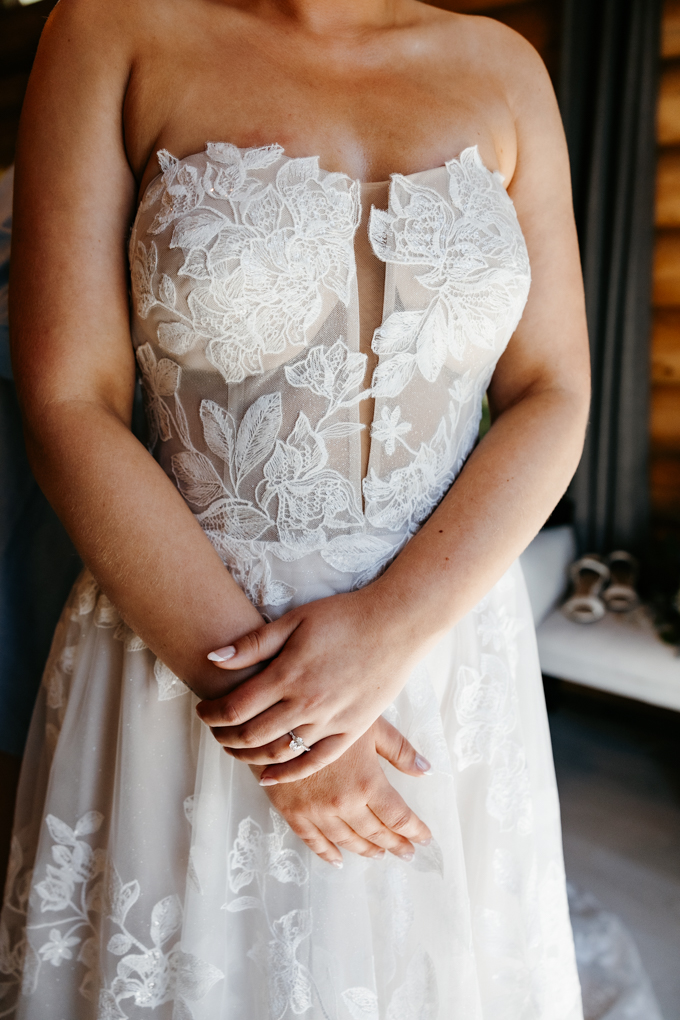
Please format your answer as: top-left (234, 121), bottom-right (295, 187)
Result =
top-left (10, 0), bottom-right (589, 867)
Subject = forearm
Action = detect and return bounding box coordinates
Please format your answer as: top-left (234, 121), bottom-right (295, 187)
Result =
top-left (23, 399), bottom-right (264, 697)
top-left (373, 384), bottom-right (588, 648)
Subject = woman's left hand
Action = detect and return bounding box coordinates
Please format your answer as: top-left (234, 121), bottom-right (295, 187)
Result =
top-left (196, 586), bottom-right (430, 784)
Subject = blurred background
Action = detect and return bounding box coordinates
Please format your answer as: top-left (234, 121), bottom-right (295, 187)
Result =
top-left (0, 1), bottom-right (678, 1017)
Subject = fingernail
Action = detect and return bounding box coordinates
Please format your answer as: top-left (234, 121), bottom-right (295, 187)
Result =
top-left (259, 777), bottom-right (277, 787)
top-left (330, 860), bottom-right (343, 870)
top-left (370, 850), bottom-right (386, 859)
top-left (417, 838), bottom-right (432, 846)
top-left (208, 646), bottom-right (236, 662)
top-left (398, 853), bottom-right (415, 862)
top-left (415, 754), bottom-right (432, 773)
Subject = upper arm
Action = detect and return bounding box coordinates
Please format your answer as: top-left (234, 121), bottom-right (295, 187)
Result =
top-left (487, 33), bottom-right (590, 416)
top-left (10, 0), bottom-right (138, 431)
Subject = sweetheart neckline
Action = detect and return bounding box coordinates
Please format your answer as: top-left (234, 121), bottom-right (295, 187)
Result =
top-left (134, 141), bottom-right (505, 220)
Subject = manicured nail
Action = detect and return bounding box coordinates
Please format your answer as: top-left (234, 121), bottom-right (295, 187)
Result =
top-left (208, 646), bottom-right (236, 662)
top-left (370, 850), bottom-right (386, 859)
top-left (259, 777), bottom-right (277, 787)
top-left (415, 754), bottom-right (432, 773)
top-left (330, 860), bottom-right (343, 870)
top-left (398, 853), bottom-right (414, 862)
top-left (417, 838), bottom-right (432, 846)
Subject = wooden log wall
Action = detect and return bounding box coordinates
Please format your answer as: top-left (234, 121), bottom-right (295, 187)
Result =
top-left (654, 0), bottom-right (680, 523)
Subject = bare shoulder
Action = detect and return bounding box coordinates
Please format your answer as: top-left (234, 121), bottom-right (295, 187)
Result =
top-left (39, 0), bottom-right (132, 55)
top-left (422, 8), bottom-right (552, 103)
top-left (445, 12), bottom-right (563, 165)
top-left (35, 0), bottom-right (171, 72)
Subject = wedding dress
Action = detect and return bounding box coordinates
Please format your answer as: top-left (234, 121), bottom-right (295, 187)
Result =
top-left (0, 143), bottom-right (583, 1020)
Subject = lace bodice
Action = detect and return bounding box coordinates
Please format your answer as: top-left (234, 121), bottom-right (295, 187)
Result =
top-left (129, 143), bottom-right (531, 613)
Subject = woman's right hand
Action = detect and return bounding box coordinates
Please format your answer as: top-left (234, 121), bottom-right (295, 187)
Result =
top-left (248, 717), bottom-right (433, 867)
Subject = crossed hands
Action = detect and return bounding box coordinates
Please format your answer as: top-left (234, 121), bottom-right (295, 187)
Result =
top-left (196, 587), bottom-right (435, 865)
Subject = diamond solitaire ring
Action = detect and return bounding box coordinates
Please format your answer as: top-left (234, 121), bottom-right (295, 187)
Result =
top-left (288, 731), bottom-right (311, 753)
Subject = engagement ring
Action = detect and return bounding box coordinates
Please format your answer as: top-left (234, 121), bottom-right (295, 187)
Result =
top-left (288, 731), bottom-right (311, 753)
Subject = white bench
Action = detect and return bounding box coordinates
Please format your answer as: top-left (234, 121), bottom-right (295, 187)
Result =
top-left (520, 527), bottom-right (680, 712)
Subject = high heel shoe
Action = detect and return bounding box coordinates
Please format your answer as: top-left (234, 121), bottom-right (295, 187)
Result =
top-left (562, 555), bottom-right (610, 623)
top-left (602, 551), bottom-right (640, 613)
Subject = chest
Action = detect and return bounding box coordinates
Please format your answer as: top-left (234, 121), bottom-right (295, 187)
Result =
top-left (125, 14), bottom-right (515, 194)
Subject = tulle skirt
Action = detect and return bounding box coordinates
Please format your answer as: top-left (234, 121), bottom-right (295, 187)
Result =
top-left (0, 561), bottom-right (583, 1020)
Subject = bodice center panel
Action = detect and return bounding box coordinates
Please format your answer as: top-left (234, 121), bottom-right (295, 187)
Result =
top-left (129, 142), bottom-right (531, 611)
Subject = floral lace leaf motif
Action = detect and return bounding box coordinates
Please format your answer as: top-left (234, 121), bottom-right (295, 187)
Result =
top-left (227, 813), bottom-right (308, 894)
top-left (170, 209), bottom-right (225, 251)
top-left (410, 839), bottom-right (444, 878)
top-left (200, 399), bottom-right (236, 468)
top-left (371, 352), bottom-right (417, 399)
top-left (224, 896), bottom-right (266, 914)
top-left (197, 497), bottom-right (272, 543)
top-left (342, 986), bottom-right (380, 1020)
top-left (233, 391), bottom-right (283, 486)
top-left (248, 907), bottom-right (314, 1020)
top-left (172, 451), bottom-right (226, 506)
top-left (98, 989), bottom-right (129, 1019)
top-left (320, 534), bottom-right (394, 574)
top-left (107, 933), bottom-right (133, 956)
top-left (157, 321), bottom-right (196, 356)
top-left (154, 658), bottom-right (190, 701)
top-left (108, 870), bottom-right (141, 927)
top-left (385, 950), bottom-right (438, 1020)
top-left (150, 894), bottom-right (182, 947)
top-left (372, 310), bottom-right (422, 356)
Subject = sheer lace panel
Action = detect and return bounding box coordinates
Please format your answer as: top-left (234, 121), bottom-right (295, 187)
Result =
top-left (128, 143), bottom-right (531, 613)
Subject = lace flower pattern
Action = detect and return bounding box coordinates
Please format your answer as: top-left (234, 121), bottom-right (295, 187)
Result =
top-left (128, 143), bottom-right (530, 611)
top-left (224, 811), bottom-right (314, 1019)
top-left (224, 810), bottom-right (445, 1020)
top-left (132, 143), bottom-right (361, 383)
top-left (369, 147), bottom-right (531, 395)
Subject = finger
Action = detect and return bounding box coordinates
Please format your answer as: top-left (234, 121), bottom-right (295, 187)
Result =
top-left (370, 783), bottom-right (432, 846)
top-left (347, 807), bottom-right (416, 860)
top-left (319, 818), bottom-right (385, 860)
top-left (373, 717), bottom-right (433, 777)
top-left (259, 734), bottom-right (351, 786)
top-left (286, 819), bottom-right (344, 869)
top-left (220, 733), bottom-right (306, 765)
top-left (196, 665), bottom-right (286, 728)
top-left (207, 613), bottom-right (301, 670)
top-left (209, 705), bottom-right (320, 751)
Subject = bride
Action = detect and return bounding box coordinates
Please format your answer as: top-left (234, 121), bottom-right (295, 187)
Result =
top-left (1, 0), bottom-right (590, 1017)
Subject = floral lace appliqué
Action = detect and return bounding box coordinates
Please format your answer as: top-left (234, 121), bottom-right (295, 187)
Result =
top-left (224, 810), bottom-right (317, 1019)
top-left (129, 145), bottom-right (531, 613)
top-left (369, 146), bottom-right (531, 396)
top-left (132, 144), bottom-right (361, 384)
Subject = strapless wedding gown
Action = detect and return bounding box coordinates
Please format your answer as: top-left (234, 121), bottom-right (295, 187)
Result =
top-left (0, 144), bottom-right (583, 1020)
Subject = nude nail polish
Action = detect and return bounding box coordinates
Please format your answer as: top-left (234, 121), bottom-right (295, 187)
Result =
top-left (417, 838), bottom-right (432, 846)
top-left (399, 853), bottom-right (415, 862)
top-left (208, 646), bottom-right (236, 662)
top-left (259, 777), bottom-right (277, 786)
top-left (331, 860), bottom-right (343, 869)
top-left (411, 754), bottom-right (434, 775)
